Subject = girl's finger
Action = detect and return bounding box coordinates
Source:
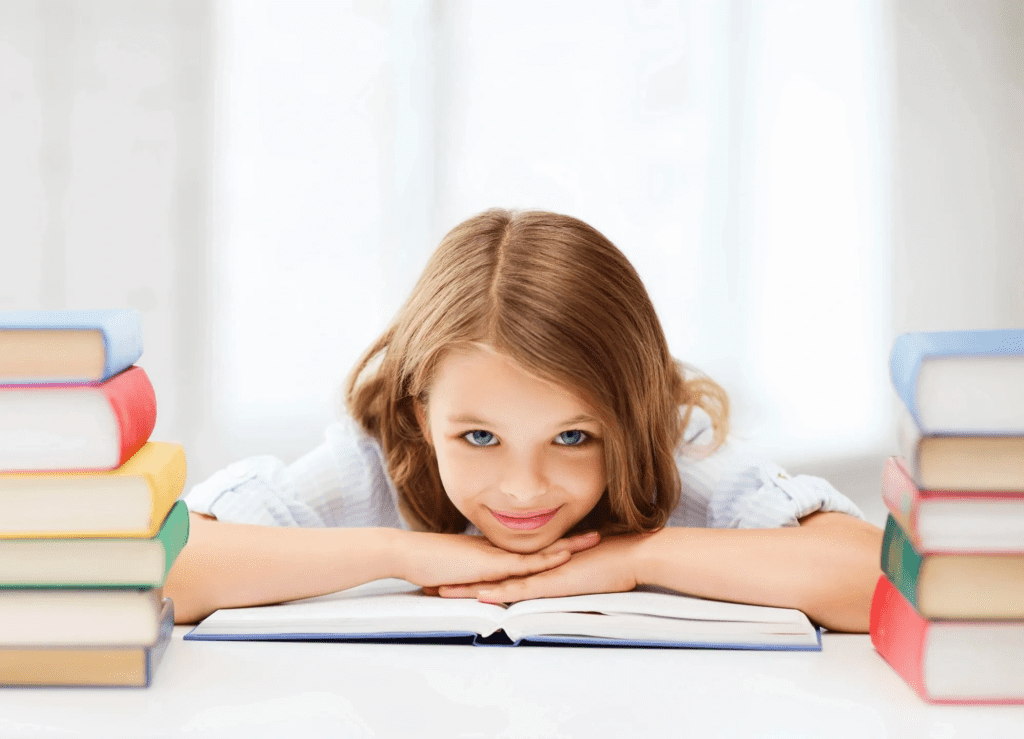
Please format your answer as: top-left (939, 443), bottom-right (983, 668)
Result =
top-left (436, 584), bottom-right (481, 598)
top-left (568, 531), bottom-right (601, 551)
top-left (542, 531), bottom-right (600, 555)
top-left (480, 547), bottom-right (569, 582)
top-left (478, 575), bottom-right (551, 604)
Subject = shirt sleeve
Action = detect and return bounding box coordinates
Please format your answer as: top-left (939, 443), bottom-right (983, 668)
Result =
top-left (182, 416), bottom-right (409, 530)
top-left (667, 408), bottom-right (866, 529)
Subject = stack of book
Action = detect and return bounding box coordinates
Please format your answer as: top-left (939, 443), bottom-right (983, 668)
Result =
top-left (870, 328), bottom-right (1024, 704)
top-left (0, 309), bottom-right (188, 688)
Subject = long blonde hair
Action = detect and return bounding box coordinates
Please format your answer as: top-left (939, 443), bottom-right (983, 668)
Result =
top-left (346, 209), bottom-right (729, 534)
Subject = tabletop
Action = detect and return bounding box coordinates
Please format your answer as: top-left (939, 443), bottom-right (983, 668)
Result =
top-left (1, 629), bottom-right (1024, 738)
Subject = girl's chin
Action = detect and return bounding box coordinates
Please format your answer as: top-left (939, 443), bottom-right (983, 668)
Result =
top-left (484, 528), bottom-right (564, 554)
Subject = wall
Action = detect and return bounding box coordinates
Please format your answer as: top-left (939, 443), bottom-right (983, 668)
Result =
top-left (0, 0), bottom-right (213, 484)
top-left (807, 0), bottom-right (1024, 525)
top-left (891, 0), bottom-right (1024, 334)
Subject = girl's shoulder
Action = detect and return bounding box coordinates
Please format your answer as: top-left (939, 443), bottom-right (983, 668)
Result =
top-left (678, 405), bottom-right (715, 452)
top-left (325, 413), bottom-right (385, 460)
top-left (183, 412), bottom-right (407, 529)
top-left (323, 413), bottom-right (401, 501)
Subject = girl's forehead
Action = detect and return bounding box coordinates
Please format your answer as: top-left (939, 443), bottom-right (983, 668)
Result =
top-left (429, 344), bottom-right (596, 411)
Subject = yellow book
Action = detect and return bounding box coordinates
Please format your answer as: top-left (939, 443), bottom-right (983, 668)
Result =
top-left (0, 442), bottom-right (186, 538)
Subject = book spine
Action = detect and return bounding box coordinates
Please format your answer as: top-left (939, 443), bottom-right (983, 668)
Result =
top-left (145, 598), bottom-right (175, 687)
top-left (881, 457), bottom-right (920, 536)
top-left (870, 575), bottom-right (931, 701)
top-left (155, 500), bottom-right (190, 581)
top-left (101, 367), bottom-right (157, 467)
top-left (143, 444), bottom-right (188, 531)
top-left (895, 409), bottom-right (924, 485)
top-left (889, 334), bottom-right (926, 427)
top-left (100, 310), bottom-right (144, 382)
top-left (881, 515), bottom-right (923, 611)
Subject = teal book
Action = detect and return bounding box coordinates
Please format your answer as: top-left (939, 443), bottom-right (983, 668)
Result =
top-left (0, 500), bottom-right (189, 588)
top-left (0, 308), bottom-right (143, 384)
top-left (881, 514), bottom-right (1024, 620)
top-left (881, 514), bottom-right (926, 611)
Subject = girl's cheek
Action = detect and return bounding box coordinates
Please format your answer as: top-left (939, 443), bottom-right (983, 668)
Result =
top-left (446, 442), bottom-right (495, 466)
top-left (550, 448), bottom-right (605, 483)
top-left (442, 443), bottom-right (501, 481)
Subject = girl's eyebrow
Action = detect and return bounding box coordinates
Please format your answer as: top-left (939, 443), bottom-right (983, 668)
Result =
top-left (446, 414), bottom-right (493, 426)
top-left (557, 413), bottom-right (599, 427)
top-left (445, 413), bottom-right (598, 427)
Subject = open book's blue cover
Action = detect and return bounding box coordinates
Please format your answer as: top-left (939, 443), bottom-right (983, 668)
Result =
top-left (184, 626), bottom-right (823, 652)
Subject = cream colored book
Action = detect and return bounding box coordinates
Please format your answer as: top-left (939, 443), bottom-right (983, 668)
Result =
top-left (0, 588), bottom-right (164, 647)
top-left (0, 599), bottom-right (173, 687)
top-left (898, 406), bottom-right (1024, 491)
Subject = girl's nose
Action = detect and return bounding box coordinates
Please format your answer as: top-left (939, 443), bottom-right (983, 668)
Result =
top-left (499, 454), bottom-right (549, 503)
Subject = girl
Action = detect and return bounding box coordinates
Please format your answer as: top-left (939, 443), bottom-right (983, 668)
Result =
top-left (166, 209), bottom-right (883, 631)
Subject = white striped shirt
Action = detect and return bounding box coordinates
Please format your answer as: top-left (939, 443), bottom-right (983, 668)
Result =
top-left (183, 409), bottom-right (865, 531)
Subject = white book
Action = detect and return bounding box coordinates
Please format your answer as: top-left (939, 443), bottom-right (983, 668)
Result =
top-left (185, 579), bottom-right (821, 651)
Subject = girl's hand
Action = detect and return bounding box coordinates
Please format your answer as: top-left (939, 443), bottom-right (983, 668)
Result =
top-left (395, 530), bottom-right (601, 591)
top-left (433, 533), bottom-right (650, 603)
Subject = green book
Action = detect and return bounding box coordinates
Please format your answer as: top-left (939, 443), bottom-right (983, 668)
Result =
top-left (881, 513), bottom-right (1024, 620)
top-left (0, 500), bottom-right (189, 588)
top-left (881, 514), bottom-right (924, 610)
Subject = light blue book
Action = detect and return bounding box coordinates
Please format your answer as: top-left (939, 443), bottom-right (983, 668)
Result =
top-left (889, 328), bottom-right (1024, 435)
top-left (0, 308), bottom-right (143, 385)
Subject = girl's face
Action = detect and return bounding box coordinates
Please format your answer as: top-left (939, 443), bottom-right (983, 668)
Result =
top-left (417, 345), bottom-right (607, 553)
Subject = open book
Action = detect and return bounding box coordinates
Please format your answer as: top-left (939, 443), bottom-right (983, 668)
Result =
top-left (184, 579), bottom-right (821, 650)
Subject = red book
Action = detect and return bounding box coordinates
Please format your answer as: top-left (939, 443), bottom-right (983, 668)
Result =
top-left (870, 575), bottom-right (1024, 704)
top-left (0, 366), bottom-right (156, 472)
top-left (881, 455), bottom-right (1024, 553)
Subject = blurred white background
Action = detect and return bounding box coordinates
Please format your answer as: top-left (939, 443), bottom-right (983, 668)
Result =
top-left (2, 0), bottom-right (1022, 523)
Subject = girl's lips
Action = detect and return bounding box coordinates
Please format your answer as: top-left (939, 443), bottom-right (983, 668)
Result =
top-left (490, 507), bottom-right (560, 531)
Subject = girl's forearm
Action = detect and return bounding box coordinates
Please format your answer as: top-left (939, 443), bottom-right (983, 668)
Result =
top-left (634, 512), bottom-right (884, 632)
top-left (164, 513), bottom-right (401, 624)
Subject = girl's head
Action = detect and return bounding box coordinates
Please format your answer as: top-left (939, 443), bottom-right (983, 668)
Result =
top-left (346, 209), bottom-right (728, 551)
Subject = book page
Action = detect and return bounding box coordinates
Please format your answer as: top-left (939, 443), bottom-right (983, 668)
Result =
top-left (191, 579), bottom-right (509, 638)
top-left (0, 329), bottom-right (103, 381)
top-left (502, 611), bottom-right (817, 645)
top-left (502, 586), bottom-right (809, 625)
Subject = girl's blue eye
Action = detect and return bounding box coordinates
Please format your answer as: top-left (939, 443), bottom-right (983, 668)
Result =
top-left (555, 430), bottom-right (588, 446)
top-left (463, 430), bottom-right (497, 447)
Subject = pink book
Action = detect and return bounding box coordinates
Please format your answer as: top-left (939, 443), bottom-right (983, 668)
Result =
top-left (881, 455), bottom-right (1024, 554)
top-left (0, 366), bottom-right (156, 472)
top-left (871, 575), bottom-right (1024, 704)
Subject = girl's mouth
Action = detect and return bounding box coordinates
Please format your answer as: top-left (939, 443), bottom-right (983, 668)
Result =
top-left (489, 507), bottom-right (561, 530)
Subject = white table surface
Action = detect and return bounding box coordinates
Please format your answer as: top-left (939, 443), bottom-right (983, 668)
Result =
top-left (2, 628), bottom-right (1024, 738)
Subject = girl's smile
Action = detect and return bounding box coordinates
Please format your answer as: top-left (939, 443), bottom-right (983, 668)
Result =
top-left (489, 506), bottom-right (562, 530)
top-left (416, 344), bottom-right (607, 553)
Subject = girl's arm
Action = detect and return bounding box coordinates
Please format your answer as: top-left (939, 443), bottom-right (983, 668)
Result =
top-left (164, 512), bottom-right (600, 624)
top-left (436, 512), bottom-right (884, 633)
top-left (635, 511), bottom-right (883, 632)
